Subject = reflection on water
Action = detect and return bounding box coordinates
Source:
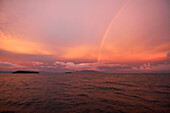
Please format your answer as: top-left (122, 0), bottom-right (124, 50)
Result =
top-left (0, 73), bottom-right (170, 113)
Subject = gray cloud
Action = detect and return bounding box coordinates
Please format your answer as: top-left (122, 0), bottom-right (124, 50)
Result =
top-left (52, 61), bottom-right (170, 73)
top-left (0, 61), bottom-right (20, 67)
top-left (0, 61), bottom-right (23, 71)
top-left (53, 61), bottom-right (132, 72)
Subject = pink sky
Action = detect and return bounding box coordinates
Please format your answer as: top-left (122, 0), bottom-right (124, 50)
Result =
top-left (0, 0), bottom-right (170, 72)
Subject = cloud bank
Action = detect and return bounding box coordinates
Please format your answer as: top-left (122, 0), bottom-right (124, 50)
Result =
top-left (0, 61), bottom-right (23, 71)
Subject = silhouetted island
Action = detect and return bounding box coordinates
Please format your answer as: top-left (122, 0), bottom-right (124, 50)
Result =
top-left (75, 70), bottom-right (101, 73)
top-left (65, 72), bottom-right (72, 74)
top-left (12, 71), bottom-right (39, 74)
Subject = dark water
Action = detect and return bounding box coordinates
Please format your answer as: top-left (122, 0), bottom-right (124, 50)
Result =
top-left (0, 73), bottom-right (170, 113)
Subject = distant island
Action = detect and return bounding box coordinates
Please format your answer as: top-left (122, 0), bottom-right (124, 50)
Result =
top-left (12, 71), bottom-right (39, 74)
top-left (64, 70), bottom-right (101, 74)
top-left (75, 70), bottom-right (101, 73)
top-left (65, 72), bottom-right (72, 74)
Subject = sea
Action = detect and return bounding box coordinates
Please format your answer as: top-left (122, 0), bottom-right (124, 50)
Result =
top-left (0, 73), bottom-right (170, 113)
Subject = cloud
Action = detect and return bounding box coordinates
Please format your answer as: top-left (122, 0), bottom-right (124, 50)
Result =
top-left (32, 61), bottom-right (44, 66)
top-left (53, 61), bottom-right (132, 72)
top-left (54, 61), bottom-right (97, 70)
top-left (52, 61), bottom-right (170, 73)
top-left (3, 60), bottom-right (167, 73)
top-left (139, 63), bottom-right (151, 69)
top-left (167, 52), bottom-right (170, 57)
top-left (0, 61), bottom-right (23, 71)
top-left (0, 61), bottom-right (21, 67)
top-left (0, 0), bottom-right (170, 63)
top-left (54, 61), bottom-right (66, 66)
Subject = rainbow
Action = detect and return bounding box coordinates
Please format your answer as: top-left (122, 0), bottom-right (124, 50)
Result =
top-left (97, 0), bottom-right (131, 62)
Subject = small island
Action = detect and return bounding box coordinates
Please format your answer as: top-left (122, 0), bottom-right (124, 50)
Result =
top-left (65, 72), bottom-right (72, 74)
top-left (12, 71), bottom-right (39, 74)
top-left (75, 70), bottom-right (101, 73)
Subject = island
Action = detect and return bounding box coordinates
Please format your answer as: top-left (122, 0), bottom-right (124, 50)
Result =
top-left (65, 72), bottom-right (72, 74)
top-left (75, 70), bottom-right (101, 73)
top-left (12, 71), bottom-right (39, 74)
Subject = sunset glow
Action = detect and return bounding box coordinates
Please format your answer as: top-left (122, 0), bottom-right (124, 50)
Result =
top-left (0, 0), bottom-right (169, 72)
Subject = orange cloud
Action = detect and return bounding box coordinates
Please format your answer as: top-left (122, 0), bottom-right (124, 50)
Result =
top-left (0, 36), bottom-right (52, 55)
top-left (99, 41), bottom-right (169, 63)
top-left (62, 45), bottom-right (98, 61)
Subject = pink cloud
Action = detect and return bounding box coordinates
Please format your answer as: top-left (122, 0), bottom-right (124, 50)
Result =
top-left (53, 61), bottom-right (132, 72)
top-left (0, 61), bottom-right (23, 71)
top-left (52, 61), bottom-right (170, 73)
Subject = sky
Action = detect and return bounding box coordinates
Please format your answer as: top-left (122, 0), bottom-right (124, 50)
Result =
top-left (0, 0), bottom-right (170, 73)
